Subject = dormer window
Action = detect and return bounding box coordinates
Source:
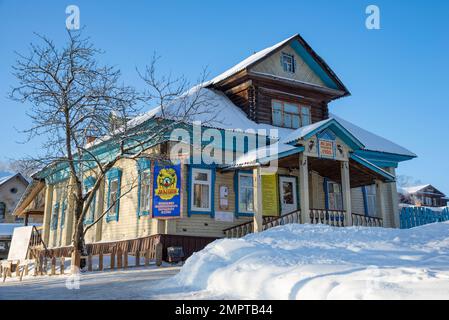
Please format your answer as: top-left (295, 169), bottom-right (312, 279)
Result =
top-left (281, 52), bottom-right (295, 73)
top-left (272, 100), bottom-right (311, 129)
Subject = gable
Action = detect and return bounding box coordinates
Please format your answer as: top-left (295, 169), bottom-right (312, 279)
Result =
top-left (250, 43), bottom-right (328, 88)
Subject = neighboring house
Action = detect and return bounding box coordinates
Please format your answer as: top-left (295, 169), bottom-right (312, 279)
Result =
top-left (398, 184), bottom-right (448, 207)
top-left (0, 173), bottom-right (29, 223)
top-left (0, 223), bottom-right (25, 260)
top-left (13, 179), bottom-right (45, 225)
top-left (25, 34), bottom-right (416, 254)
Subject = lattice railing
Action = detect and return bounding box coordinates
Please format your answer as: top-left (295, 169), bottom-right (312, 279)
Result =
top-left (309, 208), bottom-right (346, 227)
top-left (352, 213), bottom-right (383, 227)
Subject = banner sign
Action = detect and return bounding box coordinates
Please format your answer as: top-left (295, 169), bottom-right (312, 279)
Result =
top-left (261, 174), bottom-right (279, 216)
top-left (152, 163), bottom-right (181, 219)
top-left (318, 139), bottom-right (335, 159)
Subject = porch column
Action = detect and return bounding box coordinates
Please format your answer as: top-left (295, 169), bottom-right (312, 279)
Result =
top-left (253, 167), bottom-right (263, 232)
top-left (375, 179), bottom-right (389, 227)
top-left (298, 154), bottom-right (310, 224)
top-left (386, 168), bottom-right (400, 228)
top-left (340, 160), bottom-right (353, 226)
top-left (42, 184), bottom-right (54, 245)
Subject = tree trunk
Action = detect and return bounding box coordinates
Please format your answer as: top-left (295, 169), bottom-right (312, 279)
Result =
top-left (71, 197), bottom-right (87, 270)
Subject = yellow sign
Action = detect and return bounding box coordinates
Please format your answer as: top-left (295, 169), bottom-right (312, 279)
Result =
top-left (261, 174), bottom-right (279, 216)
top-left (319, 139), bottom-right (335, 158)
top-left (155, 168), bottom-right (179, 200)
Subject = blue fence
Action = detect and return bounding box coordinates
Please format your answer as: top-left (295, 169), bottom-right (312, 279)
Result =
top-left (399, 206), bottom-right (449, 229)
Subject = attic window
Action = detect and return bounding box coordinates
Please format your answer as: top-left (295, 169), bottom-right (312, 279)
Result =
top-left (281, 52), bottom-right (295, 73)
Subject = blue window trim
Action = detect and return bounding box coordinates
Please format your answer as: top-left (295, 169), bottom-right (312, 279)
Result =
top-left (187, 164), bottom-right (215, 218)
top-left (323, 178), bottom-right (329, 210)
top-left (362, 186), bottom-right (369, 216)
top-left (84, 176), bottom-right (97, 225)
top-left (324, 179), bottom-right (344, 211)
top-left (106, 168), bottom-right (122, 223)
top-left (234, 170), bottom-right (254, 218)
top-left (50, 202), bottom-right (60, 230)
top-left (136, 159), bottom-right (152, 218)
top-left (60, 200), bottom-right (67, 229)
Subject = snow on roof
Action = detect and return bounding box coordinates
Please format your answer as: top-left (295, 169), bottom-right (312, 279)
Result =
top-left (232, 142), bottom-right (300, 168)
top-left (331, 114), bottom-right (416, 157)
top-left (204, 35), bottom-right (297, 86)
top-left (0, 173), bottom-right (28, 187)
top-left (130, 86), bottom-right (292, 139)
top-left (133, 87), bottom-right (415, 158)
top-left (0, 175), bottom-right (14, 186)
top-left (399, 184), bottom-right (444, 195)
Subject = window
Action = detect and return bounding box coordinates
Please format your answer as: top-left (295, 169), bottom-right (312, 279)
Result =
top-left (60, 200), bottom-right (67, 228)
top-left (0, 202), bottom-right (5, 222)
top-left (50, 187), bottom-right (62, 230)
top-left (327, 181), bottom-right (343, 210)
top-left (364, 185), bottom-right (377, 216)
top-left (84, 177), bottom-right (97, 224)
top-left (138, 170), bottom-right (152, 216)
top-left (50, 202), bottom-right (60, 230)
top-left (191, 168), bottom-right (212, 212)
top-left (281, 52), bottom-right (295, 73)
top-left (238, 173), bottom-right (254, 214)
top-left (106, 168), bottom-right (122, 222)
top-left (272, 100), bottom-right (311, 129)
top-left (10, 187), bottom-right (18, 194)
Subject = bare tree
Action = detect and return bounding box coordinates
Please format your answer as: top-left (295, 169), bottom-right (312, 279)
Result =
top-left (10, 29), bottom-right (220, 269)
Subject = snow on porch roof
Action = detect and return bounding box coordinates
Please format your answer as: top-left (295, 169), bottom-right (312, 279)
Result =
top-left (331, 114), bottom-right (416, 158)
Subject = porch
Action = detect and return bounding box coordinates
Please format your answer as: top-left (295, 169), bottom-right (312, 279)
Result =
top-left (223, 149), bottom-right (394, 238)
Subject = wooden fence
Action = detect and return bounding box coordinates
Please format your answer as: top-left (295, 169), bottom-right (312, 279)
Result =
top-left (2, 233), bottom-right (216, 282)
top-left (399, 206), bottom-right (449, 229)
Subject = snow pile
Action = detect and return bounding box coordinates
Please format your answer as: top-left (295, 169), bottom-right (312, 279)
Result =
top-left (172, 223), bottom-right (449, 300)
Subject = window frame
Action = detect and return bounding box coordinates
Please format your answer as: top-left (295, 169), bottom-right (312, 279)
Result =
top-left (281, 52), bottom-right (296, 73)
top-left (0, 202), bottom-right (5, 222)
top-left (271, 100), bottom-right (311, 129)
top-left (236, 171), bottom-right (254, 216)
top-left (191, 168), bottom-right (212, 212)
top-left (188, 166), bottom-right (215, 217)
top-left (83, 176), bottom-right (97, 225)
top-left (137, 159), bottom-right (152, 217)
top-left (325, 180), bottom-right (343, 211)
top-left (106, 168), bottom-right (122, 223)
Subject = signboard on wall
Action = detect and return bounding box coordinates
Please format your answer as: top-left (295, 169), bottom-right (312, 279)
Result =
top-left (261, 174), bottom-right (279, 216)
top-left (318, 139), bottom-right (335, 159)
top-left (152, 163), bottom-right (181, 219)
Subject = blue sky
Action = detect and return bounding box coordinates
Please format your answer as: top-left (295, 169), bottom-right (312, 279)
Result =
top-left (0, 0), bottom-right (448, 193)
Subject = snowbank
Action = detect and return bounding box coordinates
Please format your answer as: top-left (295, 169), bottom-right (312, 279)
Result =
top-left (171, 223), bottom-right (449, 300)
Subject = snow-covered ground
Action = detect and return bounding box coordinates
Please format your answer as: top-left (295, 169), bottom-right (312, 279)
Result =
top-left (171, 222), bottom-right (449, 300)
top-left (1, 222), bottom-right (449, 300)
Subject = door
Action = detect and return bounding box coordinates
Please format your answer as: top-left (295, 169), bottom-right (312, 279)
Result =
top-left (279, 176), bottom-right (298, 214)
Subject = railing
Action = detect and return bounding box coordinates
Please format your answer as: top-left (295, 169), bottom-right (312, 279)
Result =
top-left (309, 208), bottom-right (346, 227)
top-left (352, 213), bottom-right (383, 227)
top-left (223, 211), bottom-right (301, 238)
top-left (263, 210), bottom-right (301, 230)
top-left (400, 206), bottom-right (449, 229)
top-left (223, 207), bottom-right (389, 239)
top-left (223, 220), bottom-right (254, 238)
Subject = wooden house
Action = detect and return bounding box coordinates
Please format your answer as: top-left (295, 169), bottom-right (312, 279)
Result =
top-left (25, 34), bottom-right (417, 260)
top-left (398, 184), bottom-right (448, 207)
